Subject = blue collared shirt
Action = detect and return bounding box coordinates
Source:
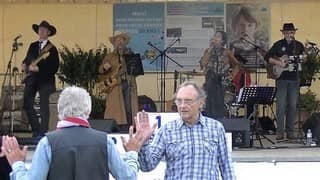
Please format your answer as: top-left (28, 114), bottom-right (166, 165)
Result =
top-left (138, 115), bottom-right (235, 180)
top-left (10, 136), bottom-right (139, 180)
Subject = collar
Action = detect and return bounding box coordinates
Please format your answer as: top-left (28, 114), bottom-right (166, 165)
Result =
top-left (56, 117), bottom-right (90, 129)
top-left (177, 113), bottom-right (206, 128)
top-left (39, 39), bottom-right (48, 47)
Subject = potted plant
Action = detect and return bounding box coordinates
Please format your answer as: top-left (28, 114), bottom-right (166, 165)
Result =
top-left (300, 43), bottom-right (320, 86)
top-left (59, 45), bottom-right (109, 119)
top-left (296, 89), bottom-right (320, 128)
top-left (298, 89), bottom-right (319, 113)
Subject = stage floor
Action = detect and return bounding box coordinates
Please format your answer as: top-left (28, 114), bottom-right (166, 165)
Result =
top-left (22, 134), bottom-right (320, 180)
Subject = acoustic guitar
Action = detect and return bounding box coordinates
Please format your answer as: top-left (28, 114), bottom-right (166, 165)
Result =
top-left (267, 55), bottom-right (306, 79)
top-left (97, 63), bottom-right (121, 94)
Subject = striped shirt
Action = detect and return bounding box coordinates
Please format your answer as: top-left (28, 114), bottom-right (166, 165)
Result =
top-left (138, 114), bottom-right (235, 180)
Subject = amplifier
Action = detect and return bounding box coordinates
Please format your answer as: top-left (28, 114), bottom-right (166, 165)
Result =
top-left (218, 118), bottom-right (251, 148)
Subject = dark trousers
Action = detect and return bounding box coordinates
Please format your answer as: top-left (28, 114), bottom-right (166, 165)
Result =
top-left (121, 80), bottom-right (132, 125)
top-left (204, 73), bottom-right (225, 119)
top-left (23, 80), bottom-right (55, 137)
top-left (0, 157), bottom-right (10, 180)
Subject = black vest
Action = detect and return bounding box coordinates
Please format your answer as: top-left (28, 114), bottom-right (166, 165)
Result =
top-left (46, 127), bottom-right (109, 180)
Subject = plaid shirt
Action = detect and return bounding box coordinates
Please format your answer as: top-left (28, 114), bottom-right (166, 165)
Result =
top-left (138, 115), bottom-right (235, 180)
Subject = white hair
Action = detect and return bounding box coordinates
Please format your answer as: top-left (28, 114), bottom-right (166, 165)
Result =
top-left (57, 86), bottom-right (92, 120)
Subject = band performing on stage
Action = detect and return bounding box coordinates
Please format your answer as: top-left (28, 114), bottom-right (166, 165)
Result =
top-left (0, 20), bottom-right (315, 142)
top-left (0, 6), bottom-right (319, 178)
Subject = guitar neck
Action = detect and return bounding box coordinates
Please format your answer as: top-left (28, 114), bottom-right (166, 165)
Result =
top-left (32, 53), bottom-right (49, 65)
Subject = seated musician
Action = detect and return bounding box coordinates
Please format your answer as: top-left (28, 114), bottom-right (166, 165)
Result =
top-left (98, 31), bottom-right (138, 126)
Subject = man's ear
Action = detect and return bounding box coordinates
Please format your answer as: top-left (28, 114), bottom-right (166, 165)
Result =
top-left (199, 98), bottom-right (205, 110)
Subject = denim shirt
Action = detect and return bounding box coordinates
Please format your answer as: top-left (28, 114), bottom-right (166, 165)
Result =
top-left (10, 136), bottom-right (139, 180)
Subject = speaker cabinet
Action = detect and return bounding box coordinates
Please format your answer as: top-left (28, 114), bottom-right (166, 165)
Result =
top-left (218, 118), bottom-right (250, 148)
top-left (89, 119), bottom-right (119, 133)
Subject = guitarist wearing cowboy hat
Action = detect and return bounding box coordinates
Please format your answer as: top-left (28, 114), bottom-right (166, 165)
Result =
top-left (265, 23), bottom-right (305, 140)
top-left (98, 31), bottom-right (138, 126)
top-left (22, 20), bottom-right (59, 138)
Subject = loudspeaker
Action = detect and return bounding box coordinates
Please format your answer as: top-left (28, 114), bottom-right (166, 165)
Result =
top-left (89, 119), bottom-right (119, 133)
top-left (218, 118), bottom-right (250, 148)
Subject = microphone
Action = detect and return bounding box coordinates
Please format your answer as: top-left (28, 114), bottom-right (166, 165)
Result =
top-left (177, 37), bottom-right (180, 44)
top-left (308, 41), bottom-right (317, 46)
top-left (147, 42), bottom-right (151, 45)
top-left (240, 32), bottom-right (248, 37)
top-left (12, 67), bottom-right (19, 73)
top-left (14, 34), bottom-right (22, 41)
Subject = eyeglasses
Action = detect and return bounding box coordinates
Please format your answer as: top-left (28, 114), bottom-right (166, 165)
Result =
top-left (174, 98), bottom-right (199, 106)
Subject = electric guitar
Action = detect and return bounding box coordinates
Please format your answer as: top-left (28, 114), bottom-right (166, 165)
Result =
top-left (21, 52), bottom-right (50, 83)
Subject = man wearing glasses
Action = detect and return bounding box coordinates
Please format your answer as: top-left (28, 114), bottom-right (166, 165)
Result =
top-left (134, 81), bottom-right (235, 180)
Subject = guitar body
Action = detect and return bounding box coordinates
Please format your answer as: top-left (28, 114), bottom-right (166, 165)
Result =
top-left (266, 56), bottom-right (291, 79)
top-left (97, 53), bottom-right (122, 94)
top-left (266, 62), bottom-right (277, 79)
top-left (269, 62), bottom-right (294, 79)
top-left (97, 77), bottom-right (119, 94)
top-left (21, 52), bottom-right (50, 83)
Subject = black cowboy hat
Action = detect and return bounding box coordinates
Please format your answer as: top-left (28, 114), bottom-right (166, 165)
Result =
top-left (280, 23), bottom-right (298, 31)
top-left (32, 20), bottom-right (56, 36)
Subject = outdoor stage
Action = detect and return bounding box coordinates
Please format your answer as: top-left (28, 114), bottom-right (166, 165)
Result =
top-left (24, 137), bottom-right (320, 180)
top-left (16, 112), bottom-right (320, 179)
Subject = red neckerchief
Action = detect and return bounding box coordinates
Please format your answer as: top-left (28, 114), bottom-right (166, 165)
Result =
top-left (63, 117), bottom-right (90, 128)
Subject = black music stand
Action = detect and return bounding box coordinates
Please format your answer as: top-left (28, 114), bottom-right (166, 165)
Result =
top-left (123, 53), bottom-right (143, 125)
top-left (124, 53), bottom-right (144, 76)
top-left (237, 86), bottom-right (277, 147)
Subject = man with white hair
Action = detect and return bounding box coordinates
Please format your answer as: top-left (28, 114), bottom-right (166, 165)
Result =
top-left (1, 86), bottom-right (142, 180)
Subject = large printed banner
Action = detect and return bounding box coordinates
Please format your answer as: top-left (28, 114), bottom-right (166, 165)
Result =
top-left (113, 3), bottom-right (165, 71)
top-left (113, 3), bottom-right (270, 72)
top-left (165, 2), bottom-right (225, 71)
top-left (226, 3), bottom-right (270, 68)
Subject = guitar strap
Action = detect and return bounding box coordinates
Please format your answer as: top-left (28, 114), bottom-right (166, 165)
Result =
top-left (39, 42), bottom-right (53, 57)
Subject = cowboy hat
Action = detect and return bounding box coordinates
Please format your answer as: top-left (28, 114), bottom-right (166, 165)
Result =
top-left (109, 31), bottom-right (130, 45)
top-left (32, 20), bottom-right (57, 36)
top-left (280, 23), bottom-right (298, 31)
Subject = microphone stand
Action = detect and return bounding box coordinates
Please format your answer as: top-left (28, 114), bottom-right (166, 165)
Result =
top-left (148, 37), bottom-right (183, 112)
top-left (240, 37), bottom-right (265, 85)
top-left (292, 38), bottom-right (305, 143)
top-left (1, 38), bottom-right (21, 135)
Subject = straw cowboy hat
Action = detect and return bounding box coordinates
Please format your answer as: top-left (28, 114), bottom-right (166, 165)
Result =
top-left (280, 23), bottom-right (298, 31)
top-left (32, 20), bottom-right (57, 36)
top-left (109, 31), bottom-right (130, 45)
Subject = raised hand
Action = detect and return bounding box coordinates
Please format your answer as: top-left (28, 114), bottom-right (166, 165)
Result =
top-left (1, 136), bottom-right (28, 165)
top-left (121, 126), bottom-right (143, 152)
top-left (135, 111), bottom-right (157, 144)
top-left (0, 136), bottom-right (5, 157)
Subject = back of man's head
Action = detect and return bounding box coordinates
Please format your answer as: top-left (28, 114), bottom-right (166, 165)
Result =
top-left (57, 86), bottom-right (92, 120)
